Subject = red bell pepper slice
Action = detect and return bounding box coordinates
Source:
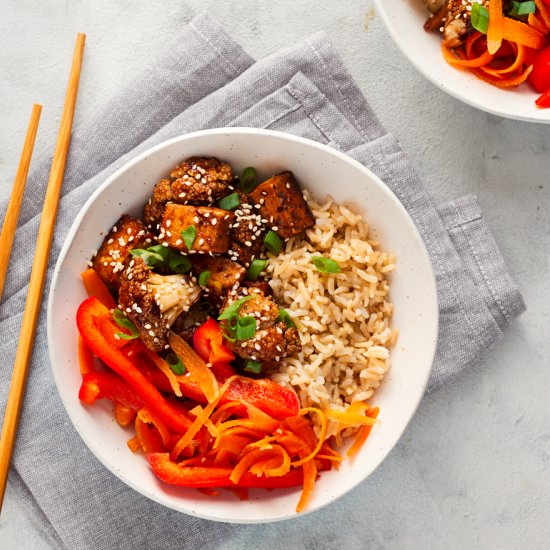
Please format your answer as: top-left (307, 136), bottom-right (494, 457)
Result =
top-left (193, 318), bottom-right (236, 366)
top-left (78, 336), bottom-right (95, 375)
top-left (136, 357), bottom-right (299, 420)
top-left (536, 88), bottom-right (550, 107)
top-left (79, 371), bottom-right (144, 411)
top-left (76, 297), bottom-right (191, 434)
top-left (148, 453), bottom-right (304, 488)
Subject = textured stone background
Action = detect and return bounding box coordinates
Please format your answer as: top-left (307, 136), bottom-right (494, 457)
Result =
top-left (0, 1), bottom-right (549, 548)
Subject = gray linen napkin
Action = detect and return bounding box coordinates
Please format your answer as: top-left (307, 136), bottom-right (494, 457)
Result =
top-left (0, 13), bottom-right (525, 550)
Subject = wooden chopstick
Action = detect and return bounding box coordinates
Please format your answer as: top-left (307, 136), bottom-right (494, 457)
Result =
top-left (0, 104), bottom-right (42, 301)
top-left (0, 33), bottom-right (86, 513)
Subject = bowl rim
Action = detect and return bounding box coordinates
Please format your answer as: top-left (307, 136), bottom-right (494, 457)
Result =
top-left (47, 127), bottom-right (439, 522)
top-left (373, 0), bottom-right (550, 124)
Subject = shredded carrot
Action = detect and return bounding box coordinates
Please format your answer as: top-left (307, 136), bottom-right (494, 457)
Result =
top-left (135, 415), bottom-right (165, 452)
top-left (347, 407), bottom-right (380, 458)
top-left (324, 405), bottom-right (377, 426)
top-left (115, 402), bottom-right (136, 427)
top-left (81, 269), bottom-right (117, 309)
top-left (127, 436), bottom-right (141, 453)
top-left (488, 0), bottom-right (504, 54)
top-left (291, 408), bottom-right (327, 467)
top-left (143, 349), bottom-right (182, 397)
top-left (481, 44), bottom-right (526, 77)
top-left (230, 448), bottom-right (276, 483)
top-left (442, 43), bottom-right (494, 68)
top-left (137, 408), bottom-right (172, 448)
top-left (528, 12), bottom-right (548, 34)
top-left (170, 377), bottom-right (236, 461)
top-left (534, 0), bottom-right (550, 29)
top-left (169, 331), bottom-right (218, 403)
top-left (471, 63), bottom-right (533, 87)
top-left (296, 457), bottom-right (317, 513)
top-left (502, 17), bottom-right (545, 49)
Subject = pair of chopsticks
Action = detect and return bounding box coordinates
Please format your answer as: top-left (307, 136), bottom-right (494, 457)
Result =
top-left (0, 33), bottom-right (86, 512)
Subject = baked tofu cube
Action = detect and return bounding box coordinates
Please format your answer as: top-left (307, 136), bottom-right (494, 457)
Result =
top-left (92, 215), bottom-right (152, 291)
top-left (192, 256), bottom-right (245, 299)
top-left (249, 171), bottom-right (315, 239)
top-left (159, 204), bottom-right (235, 254)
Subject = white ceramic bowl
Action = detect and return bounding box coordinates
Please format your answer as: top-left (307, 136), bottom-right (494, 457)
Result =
top-left (48, 128), bottom-right (438, 523)
top-left (374, 0), bottom-right (550, 123)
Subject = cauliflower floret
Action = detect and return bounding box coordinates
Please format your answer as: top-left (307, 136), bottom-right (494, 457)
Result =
top-left (118, 258), bottom-right (201, 352)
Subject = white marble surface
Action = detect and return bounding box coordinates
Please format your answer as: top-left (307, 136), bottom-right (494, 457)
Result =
top-left (0, 1), bottom-right (549, 548)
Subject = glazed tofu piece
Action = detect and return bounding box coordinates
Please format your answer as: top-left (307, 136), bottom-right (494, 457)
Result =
top-left (249, 172), bottom-right (315, 239)
top-left (159, 204), bottom-right (235, 254)
top-left (192, 256), bottom-right (245, 299)
top-left (92, 215), bottom-right (152, 291)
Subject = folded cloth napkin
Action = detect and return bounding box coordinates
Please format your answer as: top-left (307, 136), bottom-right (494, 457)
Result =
top-left (0, 13), bottom-right (525, 550)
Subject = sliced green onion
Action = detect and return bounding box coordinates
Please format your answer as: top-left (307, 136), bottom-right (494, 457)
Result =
top-left (130, 248), bottom-right (164, 267)
top-left (311, 255), bottom-right (341, 274)
top-left (166, 353), bottom-right (186, 375)
top-left (276, 308), bottom-right (295, 328)
top-left (218, 192), bottom-right (240, 211)
top-left (112, 309), bottom-right (140, 340)
top-left (240, 167), bottom-right (258, 193)
top-left (198, 270), bottom-right (211, 287)
top-left (218, 295), bottom-right (255, 321)
top-left (168, 253), bottom-right (192, 274)
top-left (146, 244), bottom-right (171, 260)
top-left (181, 225), bottom-right (197, 251)
top-left (471, 3), bottom-right (489, 33)
top-left (264, 230), bottom-right (283, 255)
top-left (235, 316), bottom-right (257, 340)
top-left (246, 259), bottom-right (268, 281)
top-left (508, 0), bottom-right (536, 17)
top-left (243, 359), bottom-right (263, 374)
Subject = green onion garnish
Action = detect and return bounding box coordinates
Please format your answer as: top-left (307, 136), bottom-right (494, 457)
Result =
top-left (146, 244), bottom-right (171, 260)
top-left (112, 309), bottom-right (140, 340)
top-left (235, 316), bottom-right (257, 340)
top-left (311, 256), bottom-right (341, 274)
top-left (243, 359), bottom-right (263, 374)
top-left (198, 270), bottom-right (211, 287)
top-left (471, 3), bottom-right (490, 33)
top-left (264, 230), bottom-right (283, 255)
top-left (181, 225), bottom-right (197, 251)
top-left (508, 0), bottom-right (536, 17)
top-left (166, 353), bottom-right (186, 375)
top-left (168, 254), bottom-right (192, 274)
top-left (218, 295), bottom-right (255, 321)
top-left (276, 308), bottom-right (295, 328)
top-left (240, 167), bottom-right (258, 193)
top-left (131, 245), bottom-right (191, 273)
top-left (246, 259), bottom-right (268, 281)
top-left (130, 248), bottom-right (164, 267)
top-left (218, 192), bottom-right (241, 211)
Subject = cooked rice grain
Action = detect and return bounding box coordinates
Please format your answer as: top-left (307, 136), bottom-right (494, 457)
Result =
top-left (267, 193), bottom-right (397, 433)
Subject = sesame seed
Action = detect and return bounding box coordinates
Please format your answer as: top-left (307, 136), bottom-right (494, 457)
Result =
top-left (148, 330), bottom-right (155, 337)
top-left (107, 238), bottom-right (114, 244)
top-left (194, 216), bottom-right (199, 223)
top-left (166, 220), bottom-right (171, 227)
top-left (127, 228), bottom-right (132, 235)
top-left (175, 239), bottom-right (183, 246)
top-left (211, 219), bottom-right (217, 225)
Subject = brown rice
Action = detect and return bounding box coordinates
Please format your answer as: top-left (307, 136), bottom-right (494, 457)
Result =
top-left (267, 192), bottom-right (397, 435)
